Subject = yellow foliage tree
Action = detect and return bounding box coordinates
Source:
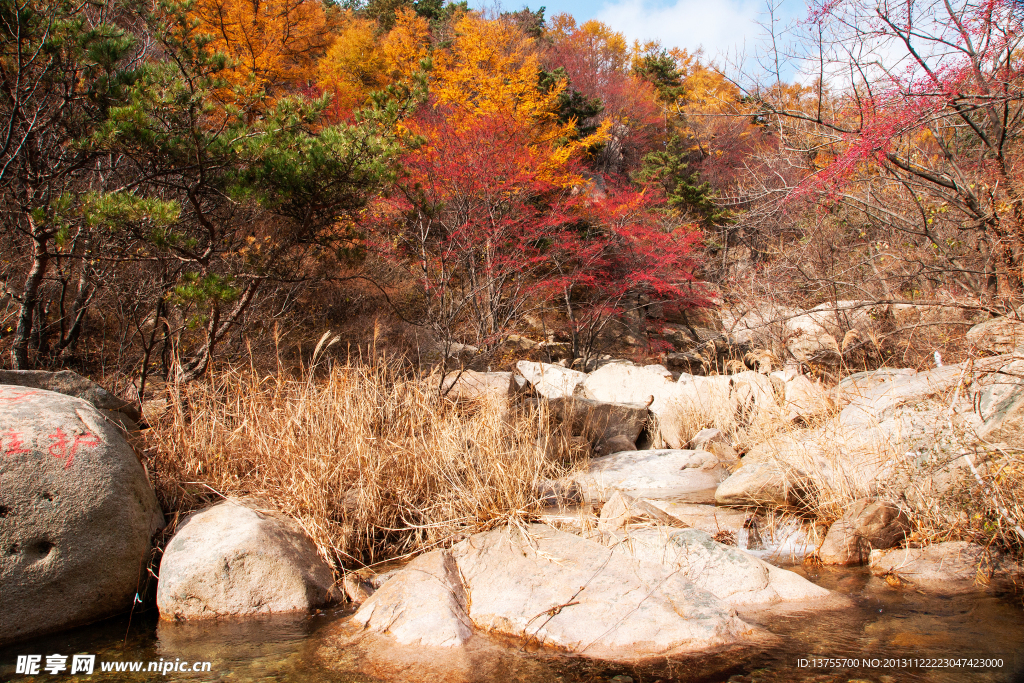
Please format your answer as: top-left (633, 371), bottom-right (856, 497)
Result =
top-left (193, 0), bottom-right (331, 101)
top-left (548, 15), bottom-right (630, 80)
top-left (630, 43), bottom-right (754, 160)
top-left (316, 12), bottom-right (385, 117)
top-left (316, 8), bottom-right (430, 120)
top-left (431, 13), bottom-right (607, 173)
top-left (379, 8), bottom-right (431, 83)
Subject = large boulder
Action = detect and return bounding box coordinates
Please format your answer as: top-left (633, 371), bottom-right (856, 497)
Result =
top-left (342, 526), bottom-right (757, 661)
top-left (579, 364), bottom-right (684, 445)
top-left (782, 374), bottom-right (830, 422)
top-left (609, 528), bottom-right (832, 608)
top-left (724, 302), bottom-right (863, 365)
top-left (673, 372), bottom-right (778, 447)
top-left (978, 384), bottom-right (1024, 449)
top-left (785, 319), bottom-right (841, 365)
top-left (0, 385), bottom-right (164, 646)
top-left (818, 499), bottom-right (910, 566)
top-left (721, 360), bottom-right (1005, 511)
top-left (723, 303), bottom-right (800, 347)
top-left (575, 449), bottom-right (730, 503)
top-left (580, 364), bottom-right (777, 448)
top-left (837, 365), bottom-right (965, 431)
top-left (715, 461), bottom-right (798, 507)
top-left (714, 356), bottom-right (1022, 519)
top-left (974, 358), bottom-right (1024, 414)
top-left (967, 316), bottom-right (1024, 354)
top-left (717, 399), bottom-right (976, 511)
top-left (440, 371), bottom-right (513, 402)
top-left (157, 499), bottom-right (336, 620)
top-left (714, 431), bottom-right (828, 508)
top-left (0, 369), bottom-right (141, 423)
top-left (515, 361), bottom-right (587, 399)
top-left (835, 368), bottom-right (918, 402)
top-left (450, 526), bottom-right (754, 659)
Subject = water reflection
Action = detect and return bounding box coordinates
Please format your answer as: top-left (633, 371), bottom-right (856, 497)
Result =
top-left (0, 567), bottom-right (1021, 683)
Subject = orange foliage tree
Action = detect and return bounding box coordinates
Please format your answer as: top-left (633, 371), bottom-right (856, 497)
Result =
top-left (192, 0), bottom-right (332, 101)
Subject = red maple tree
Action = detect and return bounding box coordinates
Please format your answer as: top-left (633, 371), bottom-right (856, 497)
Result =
top-left (541, 180), bottom-right (707, 362)
top-left (369, 105), bottom-right (575, 361)
top-left (369, 101), bottom-right (708, 365)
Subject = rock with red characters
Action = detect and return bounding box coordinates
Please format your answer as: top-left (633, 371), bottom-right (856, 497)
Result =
top-left (0, 385), bottom-right (164, 646)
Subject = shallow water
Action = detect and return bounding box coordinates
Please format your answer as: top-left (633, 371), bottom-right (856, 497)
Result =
top-left (2, 567), bottom-right (1022, 683)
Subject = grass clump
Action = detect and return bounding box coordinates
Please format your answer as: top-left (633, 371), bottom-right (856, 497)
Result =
top-left (144, 357), bottom-right (575, 572)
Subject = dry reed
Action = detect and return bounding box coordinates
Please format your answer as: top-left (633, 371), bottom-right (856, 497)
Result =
top-left (738, 369), bottom-right (1024, 561)
top-left (144, 356), bottom-right (575, 572)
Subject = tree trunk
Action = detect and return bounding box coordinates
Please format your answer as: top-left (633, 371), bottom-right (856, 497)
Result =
top-left (179, 280), bottom-right (261, 382)
top-left (12, 223), bottom-right (49, 369)
top-left (58, 261), bottom-right (93, 359)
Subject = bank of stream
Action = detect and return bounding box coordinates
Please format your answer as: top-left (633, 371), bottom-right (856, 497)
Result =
top-left (2, 565), bottom-right (1022, 683)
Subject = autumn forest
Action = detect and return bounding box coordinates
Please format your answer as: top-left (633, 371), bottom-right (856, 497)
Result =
top-left (3, 0), bottom-right (1023, 388)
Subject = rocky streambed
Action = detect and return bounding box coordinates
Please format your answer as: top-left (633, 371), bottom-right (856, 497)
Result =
top-left (4, 318), bottom-right (1024, 683)
top-left (1, 561), bottom-right (1022, 682)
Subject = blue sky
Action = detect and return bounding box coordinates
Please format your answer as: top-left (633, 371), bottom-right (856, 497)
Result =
top-left (470, 0), bottom-right (808, 67)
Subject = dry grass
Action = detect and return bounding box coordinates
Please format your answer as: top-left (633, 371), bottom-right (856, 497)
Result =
top-left (904, 442), bottom-right (1024, 559)
top-left (723, 365), bottom-right (1024, 561)
top-left (143, 354), bottom-right (577, 573)
top-left (656, 372), bottom-right (792, 452)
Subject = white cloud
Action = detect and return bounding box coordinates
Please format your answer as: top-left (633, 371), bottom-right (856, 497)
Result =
top-left (595, 0), bottom-right (764, 61)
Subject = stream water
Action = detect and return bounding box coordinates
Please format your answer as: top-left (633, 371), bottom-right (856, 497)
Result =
top-left (2, 566), bottom-right (1022, 683)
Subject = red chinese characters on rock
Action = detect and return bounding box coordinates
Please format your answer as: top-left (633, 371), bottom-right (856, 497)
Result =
top-left (2, 429), bottom-right (30, 456)
top-left (47, 428), bottom-right (101, 469)
top-left (1, 427), bottom-right (101, 468)
top-left (0, 389), bottom-right (39, 403)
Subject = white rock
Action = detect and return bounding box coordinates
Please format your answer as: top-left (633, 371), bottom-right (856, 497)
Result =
top-left (640, 364), bottom-right (675, 380)
top-left (967, 316), bottom-right (1024, 354)
top-left (575, 449), bottom-right (729, 503)
top-left (515, 361), bottom-right (587, 399)
top-left (0, 386), bottom-right (164, 645)
top-left (580, 362), bottom-right (677, 411)
top-left (978, 384), bottom-right (1024, 448)
top-left (440, 371), bottom-right (512, 401)
top-left (581, 364), bottom-right (777, 448)
top-left (785, 320), bottom-right (840, 365)
top-left (869, 541), bottom-right (1018, 591)
top-left (838, 365), bottom-right (964, 431)
top-left (451, 525), bottom-right (755, 659)
top-left (783, 374), bottom-right (829, 422)
top-left (0, 369), bottom-right (141, 421)
top-left (157, 499), bottom-right (335, 620)
top-left (351, 549), bottom-right (473, 646)
top-left (610, 528), bottom-right (831, 608)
